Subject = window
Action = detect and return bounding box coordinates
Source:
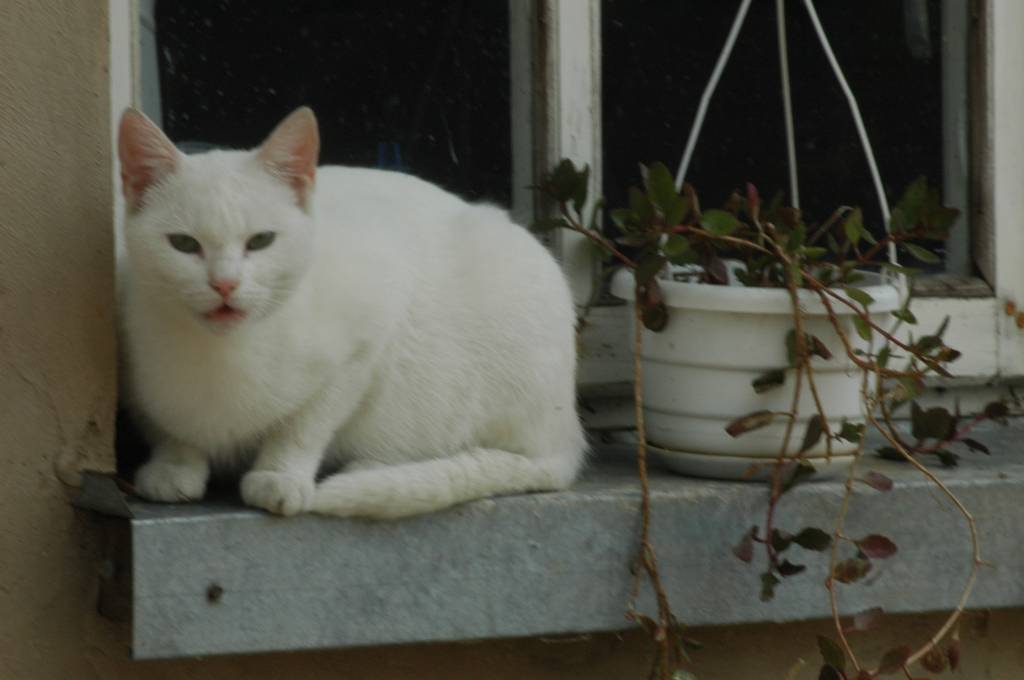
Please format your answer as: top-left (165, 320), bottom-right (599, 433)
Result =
top-left (573, 1), bottom-right (1022, 390)
top-left (113, 1), bottom-right (1024, 395)
top-left (143, 0), bottom-right (511, 204)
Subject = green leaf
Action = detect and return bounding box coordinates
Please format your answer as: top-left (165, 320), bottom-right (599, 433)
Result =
top-left (701, 209), bottom-right (741, 236)
top-left (760, 570), bottom-right (780, 602)
top-left (786, 222), bottom-right (807, 253)
top-left (904, 242), bottom-right (941, 264)
top-left (817, 636), bottom-right (847, 673)
top-left (962, 438), bottom-right (990, 455)
top-left (817, 666), bottom-right (843, 680)
top-left (799, 414), bottom-right (825, 453)
top-left (543, 159), bottom-right (583, 202)
top-left (629, 187), bottom-right (655, 227)
top-left (610, 208), bottom-right (635, 232)
top-left (895, 376), bottom-right (924, 403)
top-left (635, 253), bottom-right (667, 285)
top-left (725, 410), bottom-right (775, 437)
top-left (752, 369), bottom-right (786, 394)
top-left (662, 234), bottom-right (692, 264)
top-left (852, 315), bottom-right (872, 341)
top-left (843, 207), bottom-right (863, 246)
top-left (803, 246), bottom-right (828, 259)
top-left (781, 460), bottom-right (817, 494)
top-left (896, 176), bottom-right (928, 225)
top-left (877, 645), bottom-right (912, 675)
top-left (571, 163), bottom-right (590, 215)
top-left (837, 420), bottom-right (865, 443)
top-left (910, 402), bottom-right (955, 440)
top-left (890, 308), bottom-right (918, 324)
top-left (771, 529), bottom-right (793, 552)
top-left (777, 560), bottom-right (806, 577)
top-left (644, 162), bottom-right (678, 220)
top-left (876, 446), bottom-right (902, 461)
top-left (844, 286), bottom-right (874, 307)
top-left (785, 330), bottom-right (798, 366)
top-left (665, 195), bottom-right (690, 227)
top-left (793, 527), bottom-right (832, 551)
top-left (880, 261), bottom-right (921, 277)
top-left (983, 401), bottom-right (1010, 420)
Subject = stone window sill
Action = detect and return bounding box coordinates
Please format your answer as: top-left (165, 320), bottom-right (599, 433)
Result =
top-left (76, 422), bottom-right (1024, 660)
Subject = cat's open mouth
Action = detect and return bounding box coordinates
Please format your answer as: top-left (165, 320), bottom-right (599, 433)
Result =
top-left (203, 303), bottom-right (247, 323)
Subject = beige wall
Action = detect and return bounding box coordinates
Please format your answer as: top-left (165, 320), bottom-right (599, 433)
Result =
top-left (1, 2), bottom-right (1023, 679)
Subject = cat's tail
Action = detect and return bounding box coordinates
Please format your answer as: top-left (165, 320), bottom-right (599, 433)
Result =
top-left (311, 444), bottom-right (584, 519)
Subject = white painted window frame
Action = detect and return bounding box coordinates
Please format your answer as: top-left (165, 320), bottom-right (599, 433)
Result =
top-left (109, 0), bottom-right (1023, 390)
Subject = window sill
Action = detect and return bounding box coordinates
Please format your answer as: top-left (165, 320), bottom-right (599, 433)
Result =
top-left (77, 422), bottom-right (1024, 660)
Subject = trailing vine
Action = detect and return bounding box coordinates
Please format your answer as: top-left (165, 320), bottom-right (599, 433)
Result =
top-left (535, 159), bottom-right (1007, 680)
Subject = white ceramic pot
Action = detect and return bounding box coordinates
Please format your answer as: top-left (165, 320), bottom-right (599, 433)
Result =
top-left (610, 269), bottom-right (900, 480)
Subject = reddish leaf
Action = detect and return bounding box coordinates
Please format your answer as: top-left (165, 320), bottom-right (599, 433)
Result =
top-left (799, 414), bottom-right (825, 454)
top-left (920, 647), bottom-right (947, 673)
top-left (861, 471), bottom-right (893, 492)
top-left (877, 645), bottom-right (911, 674)
top-left (946, 638), bottom-right (961, 670)
top-left (733, 526), bottom-right (756, 563)
top-left (854, 535), bottom-right (898, 559)
top-left (848, 607), bottom-right (884, 632)
top-left (833, 557), bottom-right (872, 584)
top-left (725, 410), bottom-right (775, 437)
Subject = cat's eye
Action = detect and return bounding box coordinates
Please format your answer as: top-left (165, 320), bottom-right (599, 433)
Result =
top-left (246, 231), bottom-right (277, 252)
top-left (167, 233), bottom-right (202, 255)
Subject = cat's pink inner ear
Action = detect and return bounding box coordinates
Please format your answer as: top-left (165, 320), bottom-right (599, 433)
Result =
top-left (118, 108), bottom-right (179, 212)
top-left (256, 107), bottom-right (320, 208)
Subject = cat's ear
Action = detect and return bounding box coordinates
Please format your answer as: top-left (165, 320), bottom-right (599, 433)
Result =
top-left (256, 107), bottom-right (320, 210)
top-left (118, 108), bottom-right (180, 213)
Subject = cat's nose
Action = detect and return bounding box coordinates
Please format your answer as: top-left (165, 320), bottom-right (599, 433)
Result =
top-left (209, 278), bottom-right (239, 299)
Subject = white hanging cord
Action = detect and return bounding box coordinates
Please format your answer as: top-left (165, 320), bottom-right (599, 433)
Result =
top-left (776, 0), bottom-right (800, 209)
top-left (674, 0), bottom-right (753, 189)
top-left (801, 0), bottom-right (899, 279)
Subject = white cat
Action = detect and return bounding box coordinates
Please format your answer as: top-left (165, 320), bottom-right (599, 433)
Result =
top-left (118, 106), bottom-right (585, 518)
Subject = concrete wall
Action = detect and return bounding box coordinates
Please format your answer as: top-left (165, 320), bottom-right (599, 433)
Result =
top-left (1, 2), bottom-right (1023, 679)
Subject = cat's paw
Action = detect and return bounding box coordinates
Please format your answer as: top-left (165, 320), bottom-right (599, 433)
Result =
top-left (240, 470), bottom-right (315, 516)
top-left (135, 455), bottom-right (209, 503)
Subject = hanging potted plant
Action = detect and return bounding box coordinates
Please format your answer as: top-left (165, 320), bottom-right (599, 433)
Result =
top-left (535, 159), bottom-right (957, 479)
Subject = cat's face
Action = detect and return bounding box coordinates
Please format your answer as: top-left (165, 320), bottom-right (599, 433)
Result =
top-left (118, 108), bottom-right (320, 331)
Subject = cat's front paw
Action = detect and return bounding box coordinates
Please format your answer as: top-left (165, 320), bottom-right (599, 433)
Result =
top-left (241, 470), bottom-right (315, 516)
top-left (135, 455), bottom-right (209, 503)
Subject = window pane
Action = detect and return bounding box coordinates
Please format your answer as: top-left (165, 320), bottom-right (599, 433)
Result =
top-left (151, 0), bottom-right (511, 204)
top-left (602, 0), bottom-right (966, 270)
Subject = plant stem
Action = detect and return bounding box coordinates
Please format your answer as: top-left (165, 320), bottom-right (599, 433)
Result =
top-left (628, 302), bottom-right (681, 680)
top-left (867, 407), bottom-right (981, 671)
top-left (559, 203), bottom-right (637, 269)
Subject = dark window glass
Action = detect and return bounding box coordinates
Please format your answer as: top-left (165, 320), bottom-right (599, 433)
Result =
top-left (603, 0), bottom-right (960, 260)
top-left (154, 0), bottom-right (511, 205)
